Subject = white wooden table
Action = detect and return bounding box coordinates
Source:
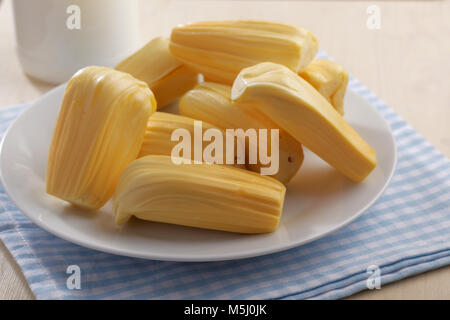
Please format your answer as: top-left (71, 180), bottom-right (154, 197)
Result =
top-left (0, 0), bottom-right (449, 299)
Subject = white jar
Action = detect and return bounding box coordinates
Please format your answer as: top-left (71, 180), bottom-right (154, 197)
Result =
top-left (13, 0), bottom-right (140, 84)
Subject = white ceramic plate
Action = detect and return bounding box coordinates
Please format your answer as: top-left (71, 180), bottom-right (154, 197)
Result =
top-left (0, 84), bottom-right (396, 261)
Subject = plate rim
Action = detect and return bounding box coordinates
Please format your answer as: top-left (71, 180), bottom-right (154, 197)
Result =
top-left (0, 85), bottom-right (397, 262)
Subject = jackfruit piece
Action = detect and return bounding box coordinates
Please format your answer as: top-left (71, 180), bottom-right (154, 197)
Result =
top-left (113, 155), bottom-right (286, 234)
top-left (231, 62), bottom-right (376, 182)
top-left (300, 59), bottom-right (349, 115)
top-left (46, 66), bottom-right (156, 209)
top-left (170, 20), bottom-right (318, 84)
top-left (139, 111), bottom-right (244, 168)
top-left (116, 37), bottom-right (198, 108)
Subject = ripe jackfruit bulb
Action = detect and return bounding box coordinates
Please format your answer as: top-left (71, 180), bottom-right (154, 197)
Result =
top-left (140, 112), bottom-right (216, 158)
top-left (139, 111), bottom-right (244, 168)
top-left (231, 62), bottom-right (376, 182)
top-left (179, 82), bottom-right (303, 184)
top-left (115, 37), bottom-right (198, 109)
top-left (300, 59), bottom-right (349, 115)
top-left (46, 66), bottom-right (156, 209)
top-left (113, 155), bottom-right (286, 233)
top-left (170, 20), bottom-right (318, 84)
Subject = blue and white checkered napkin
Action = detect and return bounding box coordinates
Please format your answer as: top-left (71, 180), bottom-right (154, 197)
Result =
top-left (1, 73), bottom-right (449, 300)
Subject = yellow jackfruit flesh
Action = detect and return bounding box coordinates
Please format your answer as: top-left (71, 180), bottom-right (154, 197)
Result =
top-left (46, 66), bottom-right (156, 209)
top-left (113, 155), bottom-right (286, 233)
top-left (231, 62), bottom-right (376, 182)
top-left (115, 37), bottom-right (198, 109)
top-left (170, 20), bottom-right (318, 84)
top-left (139, 112), bottom-right (244, 168)
top-left (179, 82), bottom-right (303, 184)
top-left (300, 59), bottom-right (349, 115)
top-left (140, 112), bottom-right (214, 158)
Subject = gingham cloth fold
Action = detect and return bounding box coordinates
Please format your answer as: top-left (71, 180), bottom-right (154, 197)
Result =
top-left (1, 72), bottom-right (449, 299)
